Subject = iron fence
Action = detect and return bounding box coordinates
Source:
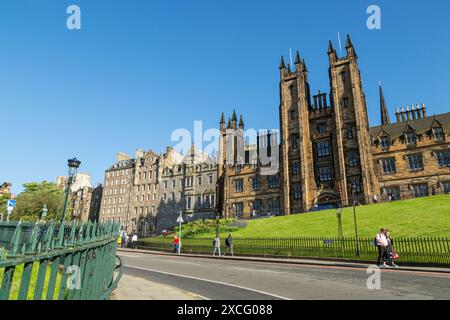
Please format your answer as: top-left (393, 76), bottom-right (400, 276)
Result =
top-left (139, 236), bottom-right (450, 266)
top-left (0, 220), bottom-right (123, 300)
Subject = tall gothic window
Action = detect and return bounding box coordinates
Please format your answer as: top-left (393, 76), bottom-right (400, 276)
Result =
top-left (316, 141), bottom-right (331, 158)
top-left (434, 127), bottom-right (445, 140)
top-left (405, 131), bottom-right (417, 145)
top-left (407, 154), bottom-right (424, 171)
top-left (381, 158), bottom-right (396, 174)
top-left (437, 151), bottom-right (450, 167)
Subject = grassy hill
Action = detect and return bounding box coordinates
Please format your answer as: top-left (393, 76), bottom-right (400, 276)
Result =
top-left (188, 195), bottom-right (450, 239)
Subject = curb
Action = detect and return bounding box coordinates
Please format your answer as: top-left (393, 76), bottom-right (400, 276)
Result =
top-left (117, 248), bottom-right (450, 275)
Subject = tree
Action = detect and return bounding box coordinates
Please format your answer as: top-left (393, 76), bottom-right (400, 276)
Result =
top-left (0, 193), bottom-right (9, 216)
top-left (11, 181), bottom-right (71, 222)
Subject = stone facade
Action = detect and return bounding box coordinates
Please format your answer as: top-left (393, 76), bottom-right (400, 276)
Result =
top-left (156, 145), bottom-right (217, 233)
top-left (217, 36), bottom-right (449, 217)
top-left (71, 183), bottom-right (103, 222)
top-left (99, 153), bottom-right (135, 229)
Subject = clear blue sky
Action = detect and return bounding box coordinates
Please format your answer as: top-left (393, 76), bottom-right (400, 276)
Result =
top-left (1, 0), bottom-right (449, 194)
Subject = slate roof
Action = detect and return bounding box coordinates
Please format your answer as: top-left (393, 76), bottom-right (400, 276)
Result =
top-left (370, 112), bottom-right (450, 140)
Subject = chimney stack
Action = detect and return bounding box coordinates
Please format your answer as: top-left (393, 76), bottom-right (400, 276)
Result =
top-left (395, 108), bottom-right (401, 123)
top-left (421, 103), bottom-right (427, 118)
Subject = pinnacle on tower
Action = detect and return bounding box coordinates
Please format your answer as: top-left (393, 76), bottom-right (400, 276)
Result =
top-left (295, 50), bottom-right (301, 65)
top-left (227, 118), bottom-right (231, 129)
top-left (279, 56), bottom-right (286, 69)
top-left (220, 112), bottom-right (225, 124)
top-left (379, 83), bottom-right (391, 126)
top-left (238, 114), bottom-right (244, 128)
top-left (345, 34), bottom-right (357, 57)
top-left (345, 34), bottom-right (353, 48)
top-left (327, 40), bottom-right (335, 54)
top-left (232, 109), bottom-right (237, 122)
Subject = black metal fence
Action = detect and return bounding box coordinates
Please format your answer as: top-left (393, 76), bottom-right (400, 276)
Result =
top-left (139, 236), bottom-right (450, 266)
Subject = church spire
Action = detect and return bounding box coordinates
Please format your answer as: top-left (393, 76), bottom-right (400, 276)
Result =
top-left (379, 83), bottom-right (391, 126)
top-left (279, 56), bottom-right (286, 69)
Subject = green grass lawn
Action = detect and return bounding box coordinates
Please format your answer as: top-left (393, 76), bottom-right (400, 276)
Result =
top-left (0, 262), bottom-right (63, 300)
top-left (186, 195), bottom-right (450, 239)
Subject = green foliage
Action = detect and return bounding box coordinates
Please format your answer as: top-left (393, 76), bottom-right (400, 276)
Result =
top-left (182, 195), bottom-right (450, 239)
top-left (174, 219), bottom-right (241, 238)
top-left (10, 181), bottom-right (68, 222)
top-left (0, 194), bottom-right (9, 215)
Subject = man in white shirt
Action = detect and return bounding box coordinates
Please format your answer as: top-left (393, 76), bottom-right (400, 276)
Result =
top-left (132, 234), bottom-right (138, 249)
top-left (376, 228), bottom-right (388, 267)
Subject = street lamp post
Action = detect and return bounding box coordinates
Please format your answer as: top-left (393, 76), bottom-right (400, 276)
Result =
top-left (351, 187), bottom-right (361, 257)
top-left (60, 158), bottom-right (81, 225)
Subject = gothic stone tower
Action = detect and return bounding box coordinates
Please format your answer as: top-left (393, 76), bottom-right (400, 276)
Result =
top-left (279, 52), bottom-right (317, 214)
top-left (327, 35), bottom-right (378, 205)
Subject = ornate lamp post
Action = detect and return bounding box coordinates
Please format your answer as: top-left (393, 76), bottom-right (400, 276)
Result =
top-left (60, 157), bottom-right (81, 225)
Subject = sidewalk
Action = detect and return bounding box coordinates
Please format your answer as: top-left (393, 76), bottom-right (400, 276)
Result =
top-left (111, 273), bottom-right (204, 300)
top-left (117, 248), bottom-right (450, 274)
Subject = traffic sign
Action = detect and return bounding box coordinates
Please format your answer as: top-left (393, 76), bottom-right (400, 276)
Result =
top-left (176, 215), bottom-right (184, 223)
top-left (7, 200), bottom-right (16, 208)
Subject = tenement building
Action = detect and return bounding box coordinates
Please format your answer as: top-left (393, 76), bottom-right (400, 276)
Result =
top-left (217, 35), bottom-right (450, 218)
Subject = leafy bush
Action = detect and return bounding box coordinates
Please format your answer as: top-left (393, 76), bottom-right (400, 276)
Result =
top-left (174, 219), bottom-right (242, 238)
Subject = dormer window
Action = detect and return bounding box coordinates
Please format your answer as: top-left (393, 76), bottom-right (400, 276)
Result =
top-left (405, 131), bottom-right (417, 145)
top-left (380, 136), bottom-right (391, 149)
top-left (433, 127), bottom-right (444, 141)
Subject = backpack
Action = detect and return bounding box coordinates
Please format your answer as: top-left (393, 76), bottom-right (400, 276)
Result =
top-left (213, 240), bottom-right (216, 246)
top-left (225, 238), bottom-right (230, 246)
top-left (373, 236), bottom-right (378, 246)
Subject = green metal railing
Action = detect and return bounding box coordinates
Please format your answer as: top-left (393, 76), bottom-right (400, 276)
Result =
top-left (139, 236), bottom-right (450, 266)
top-left (0, 220), bottom-right (123, 300)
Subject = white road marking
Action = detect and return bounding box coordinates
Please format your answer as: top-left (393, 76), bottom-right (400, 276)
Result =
top-left (118, 253), bottom-right (148, 258)
top-left (125, 264), bottom-right (292, 300)
top-left (234, 267), bottom-right (287, 274)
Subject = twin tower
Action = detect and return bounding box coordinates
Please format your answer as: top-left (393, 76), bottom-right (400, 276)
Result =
top-left (218, 35), bottom-right (379, 217)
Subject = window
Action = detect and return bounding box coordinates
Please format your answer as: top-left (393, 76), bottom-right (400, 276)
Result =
top-left (290, 109), bottom-right (297, 120)
top-left (437, 151), bottom-right (450, 167)
top-left (343, 97), bottom-right (349, 108)
top-left (293, 161), bottom-right (300, 175)
top-left (346, 126), bottom-right (354, 139)
top-left (293, 183), bottom-right (302, 199)
top-left (211, 195), bottom-right (215, 207)
top-left (319, 167), bottom-right (332, 182)
top-left (405, 131), bottom-right (417, 145)
top-left (235, 165), bottom-right (241, 174)
top-left (208, 175), bottom-right (213, 184)
top-left (186, 177), bottom-right (193, 187)
top-left (268, 176), bottom-right (281, 188)
top-left (197, 176), bottom-right (202, 186)
top-left (380, 136), bottom-right (391, 148)
top-left (382, 158), bottom-right (396, 174)
top-left (348, 151), bottom-right (359, 167)
top-left (171, 193), bottom-right (175, 200)
top-left (384, 187), bottom-right (400, 201)
top-left (316, 140), bottom-right (331, 157)
top-left (235, 179), bottom-right (244, 193)
top-left (164, 181), bottom-right (168, 189)
top-left (252, 200), bottom-right (262, 215)
top-left (341, 72), bottom-right (347, 82)
top-left (196, 196), bottom-right (201, 208)
top-left (407, 154), bottom-right (424, 171)
top-left (349, 177), bottom-right (362, 194)
top-left (412, 183), bottom-right (428, 198)
top-left (434, 127), bottom-right (445, 140)
top-left (291, 134), bottom-right (299, 150)
top-left (234, 202), bottom-right (244, 218)
top-left (204, 195), bottom-right (210, 208)
top-left (268, 198), bottom-right (281, 215)
top-left (318, 123), bottom-right (327, 134)
top-left (252, 177), bottom-right (261, 190)
top-left (172, 180), bottom-right (176, 188)
top-left (186, 197), bottom-right (191, 209)
top-left (443, 182), bottom-right (450, 194)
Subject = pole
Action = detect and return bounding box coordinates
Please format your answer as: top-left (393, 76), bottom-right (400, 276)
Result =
top-left (178, 211), bottom-right (182, 255)
top-left (352, 189), bottom-right (360, 257)
top-left (60, 177), bottom-right (72, 225)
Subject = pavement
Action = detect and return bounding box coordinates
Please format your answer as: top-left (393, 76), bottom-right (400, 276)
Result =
top-left (115, 249), bottom-right (450, 300)
top-left (111, 273), bottom-right (205, 300)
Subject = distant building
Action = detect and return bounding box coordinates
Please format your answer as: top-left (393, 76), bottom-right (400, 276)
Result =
top-left (0, 182), bottom-right (12, 197)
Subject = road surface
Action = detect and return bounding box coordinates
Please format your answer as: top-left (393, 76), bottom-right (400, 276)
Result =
top-left (118, 252), bottom-right (450, 300)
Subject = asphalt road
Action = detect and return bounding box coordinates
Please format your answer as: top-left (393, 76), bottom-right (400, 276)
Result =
top-left (118, 252), bottom-right (450, 300)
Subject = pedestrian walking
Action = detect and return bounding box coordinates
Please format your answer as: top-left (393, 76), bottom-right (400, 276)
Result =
top-left (384, 230), bottom-right (398, 268)
top-left (131, 233), bottom-right (138, 249)
top-left (223, 233), bottom-right (234, 256)
top-left (375, 228), bottom-right (389, 267)
top-left (213, 234), bottom-right (221, 256)
top-left (121, 232), bottom-right (127, 248)
top-left (173, 235), bottom-right (180, 254)
top-left (117, 236), bottom-right (122, 247)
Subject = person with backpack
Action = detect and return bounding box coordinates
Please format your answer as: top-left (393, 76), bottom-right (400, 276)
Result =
top-left (384, 229), bottom-right (398, 268)
top-left (224, 233), bottom-right (234, 256)
top-left (213, 234), bottom-right (221, 256)
top-left (173, 235), bottom-right (180, 254)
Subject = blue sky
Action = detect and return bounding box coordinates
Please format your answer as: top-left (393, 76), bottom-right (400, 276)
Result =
top-left (1, 0), bottom-right (449, 194)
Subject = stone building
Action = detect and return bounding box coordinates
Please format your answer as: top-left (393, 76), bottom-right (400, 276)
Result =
top-left (71, 183), bottom-right (103, 222)
top-left (217, 35), bottom-right (450, 218)
top-left (99, 153), bottom-right (136, 229)
top-left (156, 145), bottom-right (217, 233)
